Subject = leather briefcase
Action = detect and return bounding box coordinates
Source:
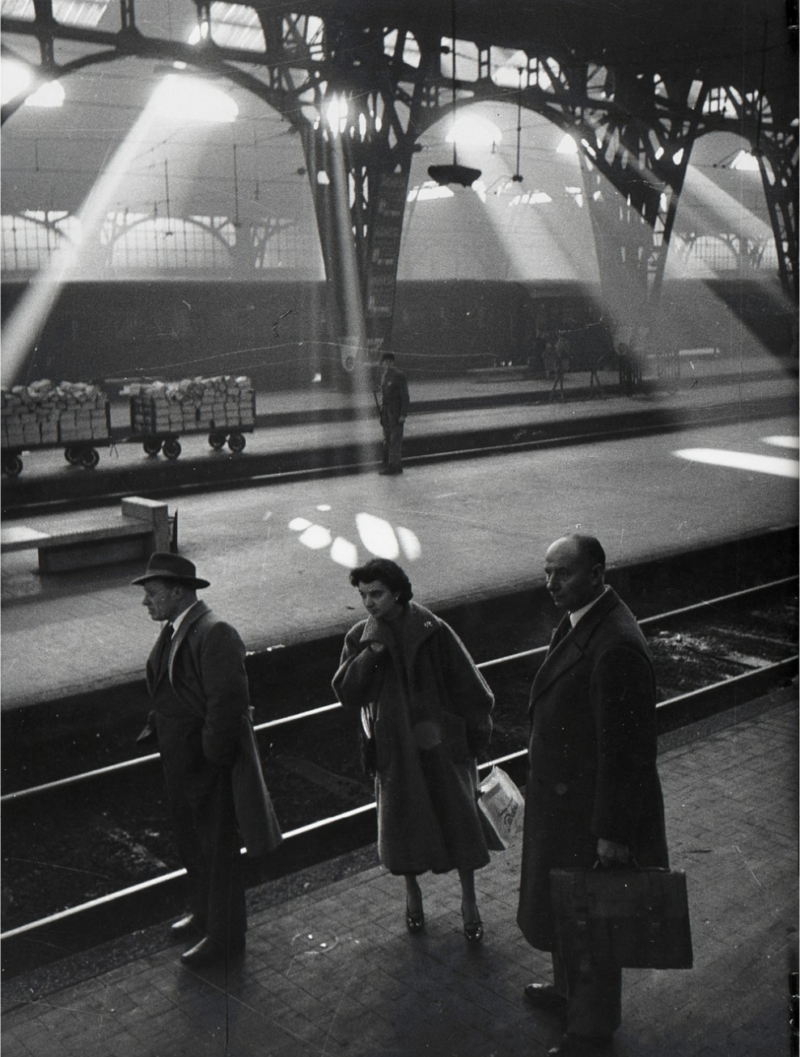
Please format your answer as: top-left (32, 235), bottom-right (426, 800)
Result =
top-left (550, 865), bottom-right (693, 970)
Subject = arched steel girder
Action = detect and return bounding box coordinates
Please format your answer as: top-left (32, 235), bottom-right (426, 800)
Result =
top-left (2, 3), bottom-right (796, 354)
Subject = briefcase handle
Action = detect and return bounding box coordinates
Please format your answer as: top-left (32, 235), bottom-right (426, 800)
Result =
top-left (593, 857), bottom-right (653, 872)
top-left (593, 858), bottom-right (672, 874)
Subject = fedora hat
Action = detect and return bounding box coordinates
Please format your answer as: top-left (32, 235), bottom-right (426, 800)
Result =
top-left (131, 552), bottom-right (210, 588)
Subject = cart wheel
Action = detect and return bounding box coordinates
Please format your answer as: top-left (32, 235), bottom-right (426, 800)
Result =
top-left (227, 432), bottom-right (246, 454)
top-left (142, 438), bottom-right (162, 457)
top-left (208, 432), bottom-right (226, 450)
top-left (2, 453), bottom-right (23, 477)
top-left (65, 447), bottom-right (79, 464)
top-left (163, 438), bottom-right (182, 460)
top-left (80, 448), bottom-right (100, 469)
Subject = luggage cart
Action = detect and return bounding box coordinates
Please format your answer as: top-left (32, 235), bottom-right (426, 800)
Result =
top-left (2, 402), bottom-right (112, 476)
top-left (130, 388), bottom-right (255, 461)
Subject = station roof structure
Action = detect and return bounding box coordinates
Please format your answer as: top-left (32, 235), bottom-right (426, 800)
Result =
top-left (0, 0), bottom-right (796, 283)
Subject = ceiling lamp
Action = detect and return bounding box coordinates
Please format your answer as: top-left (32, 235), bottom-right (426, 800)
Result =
top-left (427, 0), bottom-right (481, 188)
top-left (427, 163), bottom-right (482, 187)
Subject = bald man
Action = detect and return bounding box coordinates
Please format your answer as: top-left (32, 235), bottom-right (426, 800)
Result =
top-left (517, 534), bottom-right (669, 1057)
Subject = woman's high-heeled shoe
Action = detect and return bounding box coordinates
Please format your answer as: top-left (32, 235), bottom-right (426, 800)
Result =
top-left (463, 919), bottom-right (483, 942)
top-left (462, 904), bottom-right (483, 942)
top-left (406, 906), bottom-right (425, 933)
top-left (406, 885), bottom-right (424, 933)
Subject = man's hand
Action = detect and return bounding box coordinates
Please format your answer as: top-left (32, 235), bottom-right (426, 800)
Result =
top-left (597, 838), bottom-right (630, 867)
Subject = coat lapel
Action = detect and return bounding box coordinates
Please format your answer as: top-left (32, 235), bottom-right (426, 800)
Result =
top-left (531, 589), bottom-right (620, 702)
top-left (166, 600), bottom-right (209, 684)
top-left (147, 620), bottom-right (176, 692)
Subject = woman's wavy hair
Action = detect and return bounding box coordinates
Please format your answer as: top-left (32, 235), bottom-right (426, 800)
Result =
top-left (349, 558), bottom-right (413, 605)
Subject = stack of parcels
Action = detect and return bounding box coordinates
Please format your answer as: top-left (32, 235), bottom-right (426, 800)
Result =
top-left (127, 376), bottom-right (255, 435)
top-left (1, 380), bottom-right (108, 449)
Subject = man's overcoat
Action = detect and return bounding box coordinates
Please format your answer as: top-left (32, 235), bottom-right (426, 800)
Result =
top-left (146, 600), bottom-right (281, 857)
top-left (380, 366), bottom-right (410, 425)
top-left (516, 587), bottom-right (668, 951)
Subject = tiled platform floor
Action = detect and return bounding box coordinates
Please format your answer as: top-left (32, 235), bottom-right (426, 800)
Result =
top-left (2, 689), bottom-right (797, 1057)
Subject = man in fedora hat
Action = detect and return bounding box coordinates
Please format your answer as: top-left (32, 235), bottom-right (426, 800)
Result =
top-left (133, 552), bottom-right (281, 970)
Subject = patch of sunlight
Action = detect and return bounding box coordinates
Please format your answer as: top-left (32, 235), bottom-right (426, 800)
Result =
top-left (396, 526), bottom-right (421, 560)
top-left (330, 537), bottom-right (359, 568)
top-left (674, 448), bottom-right (799, 478)
top-left (763, 436), bottom-right (799, 450)
top-left (356, 513), bottom-right (400, 559)
top-left (299, 525), bottom-right (332, 549)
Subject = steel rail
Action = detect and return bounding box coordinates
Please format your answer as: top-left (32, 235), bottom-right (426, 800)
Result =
top-left (2, 654), bottom-right (796, 944)
top-left (2, 575), bottom-right (796, 805)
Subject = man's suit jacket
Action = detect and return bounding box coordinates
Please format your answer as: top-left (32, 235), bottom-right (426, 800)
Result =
top-left (516, 587), bottom-right (668, 951)
top-left (146, 600), bottom-right (282, 857)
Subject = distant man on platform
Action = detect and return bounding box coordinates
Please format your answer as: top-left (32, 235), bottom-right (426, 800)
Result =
top-left (517, 534), bottom-right (669, 1056)
top-left (133, 553), bottom-right (281, 970)
top-left (378, 352), bottom-right (409, 475)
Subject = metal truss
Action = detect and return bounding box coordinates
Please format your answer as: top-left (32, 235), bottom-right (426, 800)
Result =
top-left (2, 1), bottom-right (797, 365)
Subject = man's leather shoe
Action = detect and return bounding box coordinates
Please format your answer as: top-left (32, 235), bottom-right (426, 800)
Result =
top-left (180, 935), bottom-right (245, 969)
top-left (523, 983), bottom-right (568, 1013)
top-left (170, 914), bottom-right (204, 939)
top-left (548, 1032), bottom-right (613, 1056)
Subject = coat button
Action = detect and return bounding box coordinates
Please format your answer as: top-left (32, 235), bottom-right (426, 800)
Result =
top-left (555, 783), bottom-right (568, 796)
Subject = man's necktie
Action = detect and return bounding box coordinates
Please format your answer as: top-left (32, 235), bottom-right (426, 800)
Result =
top-left (549, 617), bottom-right (572, 652)
top-left (159, 622), bottom-right (174, 675)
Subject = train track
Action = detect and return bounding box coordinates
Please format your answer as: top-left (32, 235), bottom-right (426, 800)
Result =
top-left (1, 575), bottom-right (796, 979)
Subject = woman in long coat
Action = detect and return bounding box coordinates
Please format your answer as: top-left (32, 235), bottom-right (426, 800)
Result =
top-left (333, 559), bottom-right (494, 941)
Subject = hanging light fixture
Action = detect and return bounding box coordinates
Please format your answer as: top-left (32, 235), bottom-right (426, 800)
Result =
top-left (428, 0), bottom-right (482, 188)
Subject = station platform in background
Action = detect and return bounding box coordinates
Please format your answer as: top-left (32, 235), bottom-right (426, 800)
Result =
top-left (100, 350), bottom-right (787, 432)
top-left (1, 686), bottom-right (796, 1057)
top-left (2, 350), bottom-right (792, 493)
top-left (1, 358), bottom-right (797, 711)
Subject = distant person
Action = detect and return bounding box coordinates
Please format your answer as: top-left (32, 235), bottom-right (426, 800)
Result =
top-left (133, 553), bottom-right (281, 970)
top-left (517, 535), bottom-right (669, 1056)
top-left (378, 352), bottom-right (409, 475)
top-left (616, 342), bottom-right (641, 395)
top-left (333, 558), bottom-right (494, 941)
top-left (549, 333), bottom-right (570, 401)
top-left (587, 349), bottom-right (606, 395)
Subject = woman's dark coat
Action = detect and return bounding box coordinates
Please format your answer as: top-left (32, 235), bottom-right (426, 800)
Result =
top-left (516, 588), bottom-right (668, 951)
top-left (333, 602), bottom-right (494, 875)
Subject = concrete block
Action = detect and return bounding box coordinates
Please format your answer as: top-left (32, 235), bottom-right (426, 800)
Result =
top-left (121, 496), bottom-right (171, 552)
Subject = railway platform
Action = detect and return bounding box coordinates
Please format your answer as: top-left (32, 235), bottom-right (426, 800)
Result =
top-left (1, 686), bottom-right (796, 1057)
top-left (1, 384), bottom-right (796, 711)
top-left (1, 351), bottom-right (793, 510)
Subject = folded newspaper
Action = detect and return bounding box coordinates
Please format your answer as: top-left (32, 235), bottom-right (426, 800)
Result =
top-left (478, 766), bottom-right (524, 849)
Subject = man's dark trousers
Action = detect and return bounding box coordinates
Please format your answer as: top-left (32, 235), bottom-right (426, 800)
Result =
top-left (155, 698), bottom-right (246, 943)
top-left (382, 418), bottom-right (404, 470)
